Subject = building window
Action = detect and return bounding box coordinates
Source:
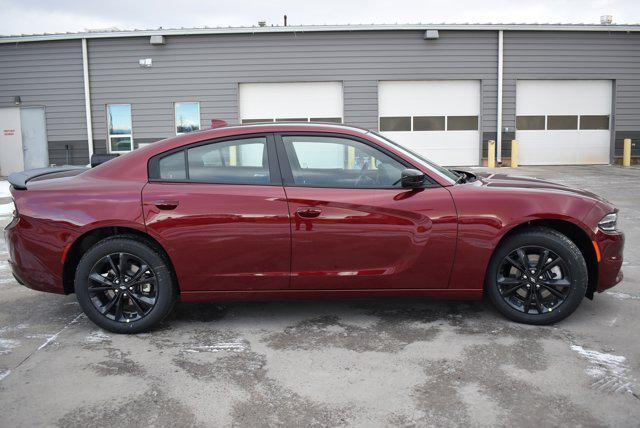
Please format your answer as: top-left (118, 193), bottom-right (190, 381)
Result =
top-left (107, 104), bottom-right (133, 153)
top-left (516, 116), bottom-right (545, 130)
top-left (547, 115), bottom-right (578, 130)
top-left (242, 119), bottom-right (275, 124)
top-left (447, 116), bottom-right (478, 131)
top-left (379, 117), bottom-right (411, 131)
top-left (310, 118), bottom-right (342, 123)
top-left (413, 116), bottom-right (445, 131)
top-left (175, 102), bottom-right (201, 134)
top-left (580, 115), bottom-right (609, 130)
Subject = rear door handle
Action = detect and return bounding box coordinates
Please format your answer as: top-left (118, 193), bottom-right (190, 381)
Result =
top-left (153, 200), bottom-right (179, 210)
top-left (296, 207), bottom-right (322, 218)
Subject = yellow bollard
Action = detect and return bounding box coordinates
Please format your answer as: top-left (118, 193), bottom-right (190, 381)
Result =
top-left (488, 140), bottom-right (496, 168)
top-left (623, 138), bottom-right (632, 167)
top-left (511, 139), bottom-right (519, 168)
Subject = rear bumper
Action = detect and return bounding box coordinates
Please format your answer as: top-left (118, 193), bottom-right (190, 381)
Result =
top-left (4, 217), bottom-right (66, 295)
top-left (595, 230), bottom-right (624, 292)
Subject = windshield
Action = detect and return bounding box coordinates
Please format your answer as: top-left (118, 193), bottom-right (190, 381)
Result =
top-left (368, 131), bottom-right (459, 183)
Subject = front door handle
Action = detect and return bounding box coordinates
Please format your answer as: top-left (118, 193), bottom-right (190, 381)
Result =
top-left (296, 207), bottom-right (322, 218)
top-left (153, 200), bottom-right (179, 210)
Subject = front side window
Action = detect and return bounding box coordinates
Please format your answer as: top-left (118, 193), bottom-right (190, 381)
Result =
top-left (187, 137), bottom-right (269, 184)
top-left (282, 135), bottom-right (405, 188)
top-left (175, 102), bottom-right (201, 134)
top-left (107, 104), bottom-right (133, 153)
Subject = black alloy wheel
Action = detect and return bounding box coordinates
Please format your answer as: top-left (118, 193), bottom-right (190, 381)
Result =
top-left (87, 252), bottom-right (157, 323)
top-left (486, 227), bottom-right (588, 325)
top-left (497, 246), bottom-right (571, 315)
top-left (75, 236), bottom-right (176, 333)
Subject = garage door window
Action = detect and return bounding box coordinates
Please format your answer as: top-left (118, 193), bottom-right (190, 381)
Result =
top-left (547, 115), bottom-right (578, 130)
top-left (413, 116), bottom-right (445, 131)
top-left (282, 135), bottom-right (405, 188)
top-left (516, 116), bottom-right (545, 130)
top-left (107, 104), bottom-right (133, 153)
top-left (580, 115), bottom-right (609, 130)
top-left (175, 102), bottom-right (201, 134)
top-left (447, 116), bottom-right (478, 131)
top-left (379, 117), bottom-right (411, 131)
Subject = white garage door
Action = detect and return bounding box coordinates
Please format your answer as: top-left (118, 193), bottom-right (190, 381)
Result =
top-left (239, 82), bottom-right (343, 123)
top-left (378, 80), bottom-right (480, 166)
top-left (516, 80), bottom-right (612, 165)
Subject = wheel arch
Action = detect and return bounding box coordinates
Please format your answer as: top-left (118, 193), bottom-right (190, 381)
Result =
top-left (62, 226), bottom-right (179, 295)
top-left (487, 219), bottom-right (598, 299)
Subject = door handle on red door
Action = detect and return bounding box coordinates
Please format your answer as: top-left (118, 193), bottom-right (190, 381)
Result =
top-left (296, 207), bottom-right (322, 218)
top-left (153, 200), bottom-right (179, 210)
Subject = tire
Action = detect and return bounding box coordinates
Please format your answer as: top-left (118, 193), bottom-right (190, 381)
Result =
top-left (486, 227), bottom-right (588, 325)
top-left (75, 236), bottom-right (177, 333)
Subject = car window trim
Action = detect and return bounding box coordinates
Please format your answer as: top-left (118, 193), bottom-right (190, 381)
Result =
top-left (148, 132), bottom-right (283, 186)
top-left (273, 132), bottom-right (439, 189)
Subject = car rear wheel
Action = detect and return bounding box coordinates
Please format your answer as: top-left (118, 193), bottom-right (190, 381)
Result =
top-left (486, 227), bottom-right (588, 325)
top-left (75, 236), bottom-right (177, 333)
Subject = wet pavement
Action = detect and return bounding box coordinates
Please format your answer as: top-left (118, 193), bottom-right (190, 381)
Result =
top-left (0, 165), bottom-right (639, 427)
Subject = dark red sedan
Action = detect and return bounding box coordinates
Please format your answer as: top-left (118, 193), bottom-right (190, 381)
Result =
top-left (5, 123), bottom-right (624, 333)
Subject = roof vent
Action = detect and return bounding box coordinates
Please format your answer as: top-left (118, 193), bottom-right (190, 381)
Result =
top-left (600, 15), bottom-right (613, 24)
top-left (258, 21), bottom-right (266, 27)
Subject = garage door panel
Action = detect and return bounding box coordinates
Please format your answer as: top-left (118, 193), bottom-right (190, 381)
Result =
top-left (239, 82), bottom-right (343, 122)
top-left (379, 80), bottom-right (480, 166)
top-left (516, 80), bottom-right (612, 165)
top-left (384, 131), bottom-right (479, 166)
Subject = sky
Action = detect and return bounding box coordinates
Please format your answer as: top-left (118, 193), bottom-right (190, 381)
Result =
top-left (1, 0), bottom-right (639, 35)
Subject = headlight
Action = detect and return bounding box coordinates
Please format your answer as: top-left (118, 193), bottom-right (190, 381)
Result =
top-left (598, 212), bottom-right (618, 232)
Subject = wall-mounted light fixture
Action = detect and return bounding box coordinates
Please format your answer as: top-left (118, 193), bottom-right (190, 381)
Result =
top-left (150, 35), bottom-right (165, 45)
top-left (139, 58), bottom-right (153, 67)
top-left (424, 30), bottom-right (439, 40)
top-left (14, 95), bottom-right (21, 105)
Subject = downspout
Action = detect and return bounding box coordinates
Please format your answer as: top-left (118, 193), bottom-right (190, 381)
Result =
top-left (81, 38), bottom-right (94, 160)
top-left (496, 29), bottom-right (503, 164)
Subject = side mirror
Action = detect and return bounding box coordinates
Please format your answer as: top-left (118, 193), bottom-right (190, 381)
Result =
top-left (400, 168), bottom-right (425, 188)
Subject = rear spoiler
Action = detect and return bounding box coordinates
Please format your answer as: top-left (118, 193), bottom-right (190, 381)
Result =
top-left (8, 166), bottom-right (88, 190)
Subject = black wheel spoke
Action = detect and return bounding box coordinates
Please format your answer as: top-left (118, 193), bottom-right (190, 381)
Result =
top-left (100, 294), bottom-right (119, 314)
top-left (130, 292), bottom-right (155, 307)
top-left (505, 255), bottom-right (527, 273)
top-left (128, 294), bottom-right (146, 316)
top-left (516, 249), bottom-right (530, 271)
top-left (128, 276), bottom-right (157, 288)
top-left (540, 283), bottom-right (566, 298)
top-left (114, 294), bottom-right (124, 321)
top-left (128, 263), bottom-right (149, 283)
top-left (541, 278), bottom-right (570, 288)
top-left (540, 257), bottom-right (561, 275)
top-left (106, 255), bottom-right (119, 277)
top-left (88, 286), bottom-right (113, 294)
top-left (536, 249), bottom-right (549, 274)
top-left (498, 277), bottom-right (524, 296)
top-left (533, 288), bottom-right (544, 314)
top-left (89, 273), bottom-right (114, 287)
top-left (522, 289), bottom-right (533, 313)
top-left (118, 253), bottom-right (128, 280)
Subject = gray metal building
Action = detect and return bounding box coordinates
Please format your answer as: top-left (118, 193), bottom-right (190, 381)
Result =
top-left (0, 23), bottom-right (639, 175)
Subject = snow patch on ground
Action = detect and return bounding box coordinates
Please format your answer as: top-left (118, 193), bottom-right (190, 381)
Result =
top-left (571, 345), bottom-right (635, 395)
top-left (0, 338), bottom-right (19, 355)
top-left (85, 330), bottom-right (111, 343)
top-left (182, 339), bottom-right (247, 354)
top-left (0, 181), bottom-right (10, 198)
top-left (607, 291), bottom-right (640, 300)
top-left (0, 370), bottom-right (10, 382)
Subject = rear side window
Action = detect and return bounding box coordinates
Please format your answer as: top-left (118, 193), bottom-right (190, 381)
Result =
top-left (187, 137), bottom-right (269, 184)
top-left (159, 151), bottom-right (186, 180)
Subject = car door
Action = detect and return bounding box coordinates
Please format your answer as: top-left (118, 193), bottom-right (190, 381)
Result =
top-left (276, 132), bottom-right (458, 290)
top-left (142, 133), bottom-right (291, 292)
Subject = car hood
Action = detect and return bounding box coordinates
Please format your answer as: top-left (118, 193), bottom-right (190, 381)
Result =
top-left (474, 172), bottom-right (610, 205)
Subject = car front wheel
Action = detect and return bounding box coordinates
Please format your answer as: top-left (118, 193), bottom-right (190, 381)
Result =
top-left (486, 227), bottom-right (588, 325)
top-left (75, 236), bottom-right (177, 333)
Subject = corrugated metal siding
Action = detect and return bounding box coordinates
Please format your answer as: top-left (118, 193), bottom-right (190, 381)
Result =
top-left (0, 40), bottom-right (86, 143)
top-left (87, 30), bottom-right (498, 147)
top-left (503, 31), bottom-right (640, 134)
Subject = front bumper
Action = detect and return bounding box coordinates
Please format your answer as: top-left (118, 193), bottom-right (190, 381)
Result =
top-left (595, 229), bottom-right (624, 292)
